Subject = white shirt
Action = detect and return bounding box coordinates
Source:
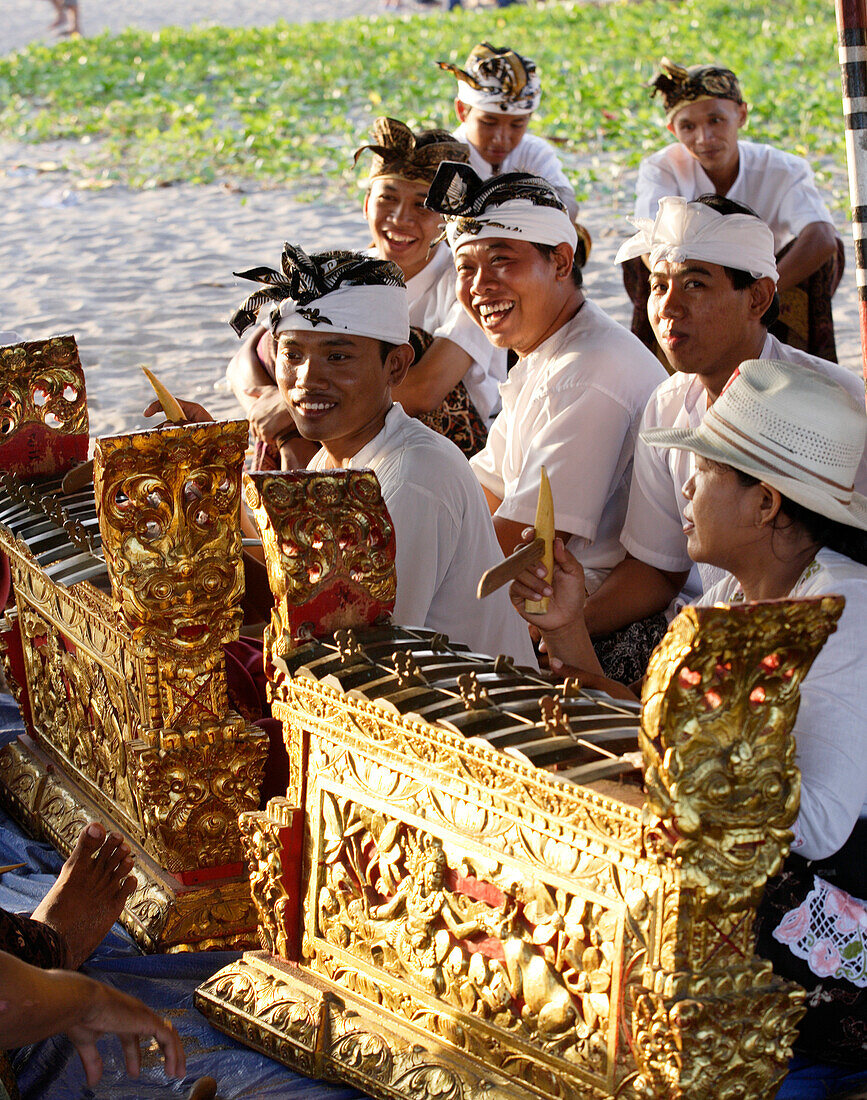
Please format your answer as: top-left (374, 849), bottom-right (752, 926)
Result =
top-left (453, 123), bottom-right (579, 221)
top-left (406, 243), bottom-right (506, 424)
top-left (471, 301), bottom-right (667, 592)
top-left (310, 404), bottom-right (536, 665)
top-left (634, 140), bottom-right (836, 253)
top-left (622, 335), bottom-right (867, 605)
top-left (700, 547), bottom-right (867, 861)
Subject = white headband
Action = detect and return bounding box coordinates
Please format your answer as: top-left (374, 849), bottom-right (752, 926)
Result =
top-left (271, 284), bottom-right (410, 345)
top-left (615, 195), bottom-right (778, 282)
top-left (456, 79), bottom-right (539, 116)
top-left (447, 198), bottom-right (578, 253)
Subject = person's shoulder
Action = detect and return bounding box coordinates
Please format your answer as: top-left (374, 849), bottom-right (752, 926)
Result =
top-left (389, 411), bottom-right (478, 474)
top-left (639, 142), bottom-right (690, 171)
top-left (799, 548), bottom-right (867, 598)
top-left (643, 370), bottom-right (701, 424)
top-left (765, 338), bottom-right (863, 402)
top-left (738, 140), bottom-right (812, 175)
top-left (571, 301), bottom-right (667, 379)
top-left (517, 131), bottom-right (556, 154)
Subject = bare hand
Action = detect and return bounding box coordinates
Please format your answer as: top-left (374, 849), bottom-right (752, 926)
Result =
top-left (244, 385), bottom-right (296, 443)
top-left (143, 398), bottom-right (214, 424)
top-left (68, 979), bottom-right (186, 1086)
top-left (509, 533), bottom-right (587, 631)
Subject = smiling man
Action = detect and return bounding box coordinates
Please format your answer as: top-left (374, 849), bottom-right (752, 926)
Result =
top-left (229, 244), bottom-right (536, 665)
top-left (623, 59), bottom-right (842, 361)
top-left (582, 194), bottom-right (867, 645)
top-left (426, 163), bottom-right (665, 601)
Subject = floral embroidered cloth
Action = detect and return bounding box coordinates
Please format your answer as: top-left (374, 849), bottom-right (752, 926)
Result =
top-left (774, 876), bottom-right (867, 987)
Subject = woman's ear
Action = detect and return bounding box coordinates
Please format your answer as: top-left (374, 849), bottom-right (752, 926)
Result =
top-left (756, 482), bottom-right (783, 528)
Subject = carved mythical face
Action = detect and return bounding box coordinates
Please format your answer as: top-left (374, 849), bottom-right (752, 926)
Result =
top-left (95, 422), bottom-right (248, 657)
top-left (640, 600), bottom-right (842, 907)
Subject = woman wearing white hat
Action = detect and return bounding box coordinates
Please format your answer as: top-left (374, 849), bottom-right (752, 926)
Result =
top-left (510, 357), bottom-right (867, 1065)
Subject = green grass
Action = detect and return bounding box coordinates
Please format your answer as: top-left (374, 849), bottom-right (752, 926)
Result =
top-left (0, 0), bottom-right (848, 203)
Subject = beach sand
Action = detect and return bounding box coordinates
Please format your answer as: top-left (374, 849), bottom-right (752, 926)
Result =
top-left (1, 2), bottom-right (863, 443)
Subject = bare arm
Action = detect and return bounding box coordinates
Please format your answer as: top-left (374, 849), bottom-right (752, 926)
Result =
top-left (391, 337), bottom-right (473, 416)
top-left (226, 326), bottom-right (296, 443)
top-left (493, 514), bottom-right (572, 558)
top-left (583, 554), bottom-right (688, 637)
top-left (0, 952), bottom-right (185, 1086)
top-left (775, 221), bottom-right (838, 292)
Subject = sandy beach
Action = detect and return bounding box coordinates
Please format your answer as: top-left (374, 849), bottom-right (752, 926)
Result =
top-left (0, 1), bottom-right (863, 444)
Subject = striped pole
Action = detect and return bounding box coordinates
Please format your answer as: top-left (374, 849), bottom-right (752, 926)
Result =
top-left (837, 0), bottom-right (867, 389)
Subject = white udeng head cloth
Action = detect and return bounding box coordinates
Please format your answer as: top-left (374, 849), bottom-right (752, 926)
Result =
top-left (425, 163), bottom-right (578, 254)
top-left (445, 198), bottom-right (578, 253)
top-left (270, 285), bottom-right (409, 344)
top-left (229, 246), bottom-right (410, 345)
top-left (615, 195), bottom-right (778, 282)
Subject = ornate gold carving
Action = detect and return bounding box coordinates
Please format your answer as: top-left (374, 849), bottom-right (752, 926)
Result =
top-left (133, 728), bottom-right (268, 871)
top-left (197, 955), bottom-right (531, 1100)
top-left (197, 597), bottom-right (840, 1098)
top-left (244, 470), bottom-right (396, 656)
top-left (456, 671), bottom-right (489, 710)
top-left (640, 598), bottom-right (843, 910)
top-left (1, 413), bottom-right (268, 945)
top-left (240, 798), bottom-right (301, 959)
top-left (93, 421), bottom-right (247, 670)
top-left (0, 335), bottom-right (88, 456)
top-left (0, 737), bottom-right (259, 951)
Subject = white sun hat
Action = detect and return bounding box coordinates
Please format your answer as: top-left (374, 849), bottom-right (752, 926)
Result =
top-left (642, 358), bottom-right (867, 531)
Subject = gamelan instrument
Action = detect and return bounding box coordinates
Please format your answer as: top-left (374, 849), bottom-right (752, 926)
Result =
top-left (0, 336), bottom-right (269, 950)
top-left (197, 467), bottom-right (842, 1100)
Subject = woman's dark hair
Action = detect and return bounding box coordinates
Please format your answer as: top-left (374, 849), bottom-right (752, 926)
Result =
top-left (693, 194), bottom-right (780, 328)
top-left (732, 467), bottom-right (867, 566)
top-left (532, 242), bottom-right (583, 288)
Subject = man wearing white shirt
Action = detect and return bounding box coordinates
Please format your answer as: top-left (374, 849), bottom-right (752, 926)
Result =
top-left (425, 163), bottom-right (666, 606)
top-left (625, 60), bottom-right (842, 361)
top-left (229, 242), bottom-right (536, 666)
top-left (583, 195), bottom-right (867, 640)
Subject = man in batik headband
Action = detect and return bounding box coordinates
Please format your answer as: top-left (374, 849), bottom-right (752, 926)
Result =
top-left (582, 194), bottom-right (867, 658)
top-left (426, 161), bottom-right (665, 676)
top-left (623, 57), bottom-right (842, 361)
top-left (437, 43), bottom-right (581, 227)
top-left (226, 118), bottom-right (503, 466)
top-left (229, 242), bottom-right (536, 666)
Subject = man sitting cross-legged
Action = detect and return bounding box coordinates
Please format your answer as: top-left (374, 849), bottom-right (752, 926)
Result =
top-left (226, 120), bottom-right (505, 467)
top-left (229, 244), bottom-right (536, 666)
top-left (425, 163), bottom-right (666, 616)
top-left (583, 194), bottom-right (867, 669)
top-left (624, 60), bottom-right (843, 361)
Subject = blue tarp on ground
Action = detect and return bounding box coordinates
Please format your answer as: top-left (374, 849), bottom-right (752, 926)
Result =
top-left (0, 693), bottom-right (863, 1099)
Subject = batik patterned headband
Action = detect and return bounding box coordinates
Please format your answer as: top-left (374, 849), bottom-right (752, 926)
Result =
top-left (650, 58), bottom-right (743, 122)
top-left (425, 162), bottom-right (577, 251)
top-left (354, 117), bottom-right (468, 185)
top-left (437, 42), bottom-right (541, 115)
top-left (230, 244), bottom-right (409, 344)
